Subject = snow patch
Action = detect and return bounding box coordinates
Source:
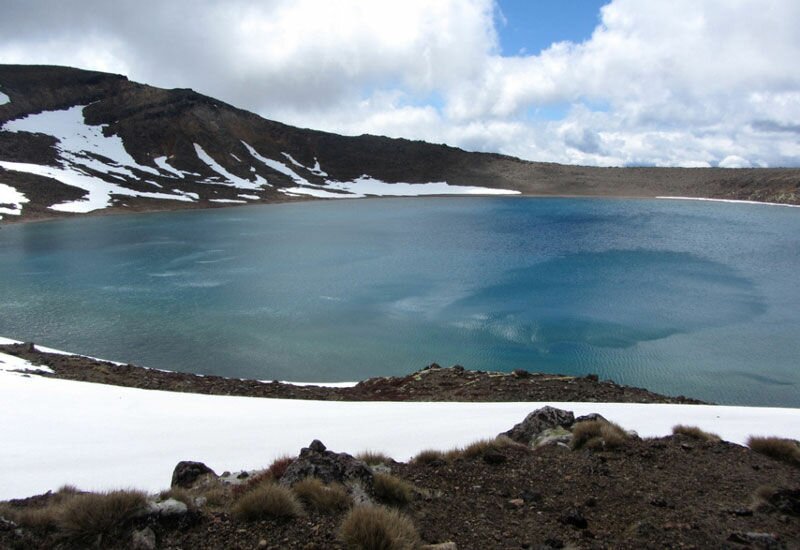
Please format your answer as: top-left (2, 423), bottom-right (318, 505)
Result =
top-left (327, 176), bottom-right (520, 197)
top-left (281, 152), bottom-right (327, 177)
top-left (0, 91), bottom-right (9, 105)
top-left (0, 161), bottom-right (197, 214)
top-left (0, 106), bottom-right (199, 211)
top-left (193, 144), bottom-right (268, 190)
top-left (0, 351), bottom-right (54, 374)
top-left (0, 183), bottom-right (29, 219)
top-left (657, 196), bottom-right (800, 208)
top-left (0, 369), bottom-right (799, 500)
top-left (242, 142), bottom-right (310, 186)
top-left (210, 198), bottom-right (247, 204)
top-left (153, 156), bottom-right (184, 178)
top-left (3, 106), bottom-right (160, 177)
top-left (0, 160), bottom-right (196, 213)
top-left (237, 194), bottom-right (260, 200)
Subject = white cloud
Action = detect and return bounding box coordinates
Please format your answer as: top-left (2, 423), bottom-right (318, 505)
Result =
top-left (1, 0), bottom-right (799, 167)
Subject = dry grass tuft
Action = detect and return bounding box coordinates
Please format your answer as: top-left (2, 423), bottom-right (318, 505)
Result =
top-left (0, 486), bottom-right (85, 532)
top-left (292, 477), bottom-right (351, 513)
top-left (231, 483), bottom-right (303, 521)
top-left (339, 505), bottom-right (421, 550)
top-left (265, 455), bottom-right (296, 481)
top-left (232, 455), bottom-right (296, 498)
top-left (672, 425), bottom-right (721, 442)
top-left (199, 485), bottom-right (231, 509)
top-left (357, 451), bottom-right (394, 466)
top-left (59, 490), bottom-right (148, 543)
top-left (459, 436), bottom-right (523, 459)
top-left (372, 474), bottom-right (415, 507)
top-left (571, 420), bottom-right (631, 451)
top-left (0, 505), bottom-right (62, 531)
top-left (747, 436), bottom-right (800, 465)
top-left (410, 449), bottom-right (446, 465)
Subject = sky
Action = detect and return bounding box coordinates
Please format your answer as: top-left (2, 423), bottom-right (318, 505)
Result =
top-left (1, 0), bottom-right (799, 168)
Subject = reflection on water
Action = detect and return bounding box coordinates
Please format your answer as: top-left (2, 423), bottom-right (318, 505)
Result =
top-left (0, 197), bottom-right (798, 406)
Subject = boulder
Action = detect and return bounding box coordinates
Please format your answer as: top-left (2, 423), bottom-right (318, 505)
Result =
top-left (574, 413), bottom-right (608, 424)
top-left (146, 498), bottom-right (188, 517)
top-left (531, 426), bottom-right (573, 449)
top-left (280, 440), bottom-right (374, 503)
top-left (500, 406), bottom-right (575, 446)
top-left (171, 461), bottom-right (217, 488)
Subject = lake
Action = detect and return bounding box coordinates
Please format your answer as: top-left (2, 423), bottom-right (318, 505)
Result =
top-left (0, 197), bottom-right (798, 406)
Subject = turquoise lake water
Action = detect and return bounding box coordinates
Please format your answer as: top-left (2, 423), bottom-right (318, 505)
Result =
top-left (0, 197), bottom-right (798, 406)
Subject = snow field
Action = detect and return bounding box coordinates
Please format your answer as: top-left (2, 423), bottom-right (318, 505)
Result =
top-left (0, 182), bottom-right (29, 219)
top-left (1, 363), bottom-right (798, 501)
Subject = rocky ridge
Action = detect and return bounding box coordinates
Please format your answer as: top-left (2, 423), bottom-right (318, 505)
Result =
top-left (1, 64), bottom-right (799, 224)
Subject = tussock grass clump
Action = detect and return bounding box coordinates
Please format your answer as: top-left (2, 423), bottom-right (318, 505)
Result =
top-left (571, 420), bottom-right (631, 451)
top-left (357, 451), bottom-right (394, 466)
top-left (232, 455), bottom-right (296, 497)
top-left (292, 477), bottom-right (351, 513)
top-left (199, 486), bottom-right (231, 509)
top-left (747, 436), bottom-right (800, 465)
top-left (339, 505), bottom-right (421, 550)
top-left (59, 490), bottom-right (148, 543)
top-left (0, 505), bottom-right (62, 532)
top-left (672, 425), bottom-right (721, 442)
top-left (0, 486), bottom-right (84, 531)
top-left (410, 449), bottom-right (446, 465)
top-left (459, 436), bottom-right (524, 459)
top-left (372, 473), bottom-right (415, 507)
top-left (232, 483), bottom-right (303, 521)
top-left (264, 455), bottom-right (296, 481)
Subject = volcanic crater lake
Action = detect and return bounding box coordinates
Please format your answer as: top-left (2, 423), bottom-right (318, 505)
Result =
top-left (1, 197), bottom-right (799, 406)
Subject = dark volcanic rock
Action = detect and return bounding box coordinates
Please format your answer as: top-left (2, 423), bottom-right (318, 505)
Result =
top-left (280, 440), bottom-right (374, 502)
top-left (500, 406), bottom-right (575, 445)
top-left (171, 461), bottom-right (217, 488)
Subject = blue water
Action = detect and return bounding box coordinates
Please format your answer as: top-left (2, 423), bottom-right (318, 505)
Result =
top-left (0, 197), bottom-right (798, 406)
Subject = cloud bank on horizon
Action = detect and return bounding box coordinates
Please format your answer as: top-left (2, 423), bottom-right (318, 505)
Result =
top-left (1, 0), bottom-right (799, 168)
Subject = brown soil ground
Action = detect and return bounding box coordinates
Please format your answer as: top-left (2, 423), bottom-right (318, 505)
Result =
top-left (0, 342), bottom-right (703, 404)
top-left (1, 431), bottom-right (798, 549)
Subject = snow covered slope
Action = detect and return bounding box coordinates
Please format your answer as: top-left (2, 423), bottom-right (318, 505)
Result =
top-left (1, 362), bottom-right (798, 500)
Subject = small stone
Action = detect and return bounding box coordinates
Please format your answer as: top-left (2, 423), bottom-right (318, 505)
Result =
top-left (584, 373), bottom-right (599, 382)
top-left (258, 540), bottom-right (268, 548)
top-left (0, 517), bottom-right (18, 531)
top-left (560, 508), bottom-right (588, 529)
top-left (650, 497), bottom-right (668, 508)
top-left (308, 439), bottom-right (327, 452)
top-left (508, 498), bottom-right (525, 508)
top-left (512, 368), bottom-right (530, 378)
top-left (452, 365), bottom-right (465, 372)
top-left (131, 527), bottom-right (156, 550)
top-left (422, 543), bottom-right (457, 550)
top-left (483, 452), bottom-right (507, 465)
top-left (520, 490), bottom-right (541, 503)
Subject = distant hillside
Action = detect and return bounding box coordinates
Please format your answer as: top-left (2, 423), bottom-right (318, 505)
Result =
top-left (0, 64), bottom-right (798, 222)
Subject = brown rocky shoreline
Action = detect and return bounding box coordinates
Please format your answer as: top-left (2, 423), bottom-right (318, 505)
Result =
top-left (0, 341), bottom-right (704, 404)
